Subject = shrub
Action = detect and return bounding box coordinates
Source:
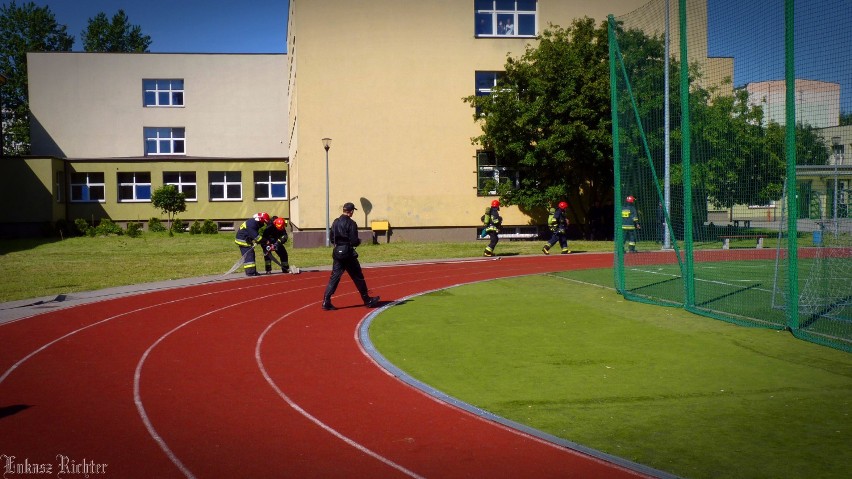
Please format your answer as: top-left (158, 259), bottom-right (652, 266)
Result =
top-left (126, 221), bottom-right (143, 238)
top-left (74, 218), bottom-right (94, 236)
top-left (188, 220), bottom-right (203, 235)
top-left (94, 218), bottom-right (123, 236)
top-left (201, 219), bottom-right (219, 234)
top-left (171, 218), bottom-right (186, 234)
top-left (148, 217), bottom-right (166, 232)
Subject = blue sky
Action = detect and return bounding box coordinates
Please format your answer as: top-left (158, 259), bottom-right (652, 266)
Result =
top-left (707, 0), bottom-right (852, 113)
top-left (20, 0), bottom-right (289, 53)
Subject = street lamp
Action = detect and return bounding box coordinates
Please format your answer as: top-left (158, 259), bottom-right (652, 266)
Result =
top-left (322, 137), bottom-right (332, 246)
top-left (831, 136), bottom-right (841, 236)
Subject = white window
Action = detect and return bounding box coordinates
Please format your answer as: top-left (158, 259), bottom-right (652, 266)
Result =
top-left (118, 172), bottom-right (152, 202)
top-left (164, 171), bottom-right (197, 201)
top-left (475, 71), bottom-right (504, 115)
top-left (209, 171), bottom-right (242, 201)
top-left (143, 79), bottom-right (184, 107)
top-left (254, 171), bottom-right (287, 200)
top-left (475, 0), bottom-right (537, 37)
top-left (144, 127), bottom-right (186, 156)
top-left (70, 172), bottom-right (105, 203)
top-left (476, 150), bottom-right (518, 196)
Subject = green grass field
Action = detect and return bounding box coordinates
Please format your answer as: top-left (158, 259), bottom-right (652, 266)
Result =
top-left (370, 273), bottom-right (852, 479)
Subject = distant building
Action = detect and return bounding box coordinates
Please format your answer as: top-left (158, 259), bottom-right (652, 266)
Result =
top-left (746, 79), bottom-right (841, 128)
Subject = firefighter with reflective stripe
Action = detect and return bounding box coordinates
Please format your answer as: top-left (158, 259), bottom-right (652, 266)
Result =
top-left (542, 201), bottom-right (571, 254)
top-left (261, 216), bottom-right (290, 274)
top-left (622, 196), bottom-right (641, 253)
top-left (483, 199), bottom-right (502, 257)
top-left (234, 212), bottom-right (270, 276)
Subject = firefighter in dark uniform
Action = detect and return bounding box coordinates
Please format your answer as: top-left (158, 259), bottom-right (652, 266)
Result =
top-left (622, 196), bottom-right (641, 253)
top-left (235, 212), bottom-right (270, 276)
top-left (483, 199), bottom-right (502, 257)
top-left (261, 216), bottom-right (291, 274)
top-left (542, 201), bottom-right (571, 254)
top-left (321, 202), bottom-right (380, 311)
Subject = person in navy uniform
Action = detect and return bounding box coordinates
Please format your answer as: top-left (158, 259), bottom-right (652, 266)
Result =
top-left (622, 196), bottom-right (641, 253)
top-left (321, 202), bottom-right (380, 311)
top-left (234, 212), bottom-right (270, 276)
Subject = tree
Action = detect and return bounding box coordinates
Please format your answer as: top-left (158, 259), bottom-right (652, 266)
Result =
top-left (0, 1), bottom-right (73, 155)
top-left (81, 10), bottom-right (151, 53)
top-left (464, 19), bottom-right (615, 223)
top-left (151, 185), bottom-right (186, 236)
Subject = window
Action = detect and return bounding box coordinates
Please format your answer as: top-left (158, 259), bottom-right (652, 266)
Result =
top-left (475, 0), bottom-right (537, 37)
top-left (209, 171), bottom-right (242, 201)
top-left (143, 79), bottom-right (184, 107)
top-left (118, 172), bottom-right (152, 202)
top-left (144, 127), bottom-right (186, 156)
top-left (164, 171), bottom-right (197, 201)
top-left (475, 71), bottom-right (504, 115)
top-left (254, 171), bottom-right (288, 200)
top-left (476, 150), bottom-right (518, 196)
top-left (70, 172), bottom-right (105, 202)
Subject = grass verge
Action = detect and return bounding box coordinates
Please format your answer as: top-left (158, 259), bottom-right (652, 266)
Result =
top-left (370, 272), bottom-right (852, 479)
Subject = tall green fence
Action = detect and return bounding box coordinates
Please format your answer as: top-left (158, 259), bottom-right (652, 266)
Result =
top-left (609, 0), bottom-right (851, 352)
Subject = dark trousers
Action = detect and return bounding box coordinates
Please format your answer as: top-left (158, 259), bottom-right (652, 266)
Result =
top-left (487, 231), bottom-right (499, 250)
top-left (323, 257), bottom-right (369, 301)
top-left (264, 245), bottom-right (289, 271)
top-left (546, 231), bottom-right (568, 249)
top-left (238, 245), bottom-right (257, 273)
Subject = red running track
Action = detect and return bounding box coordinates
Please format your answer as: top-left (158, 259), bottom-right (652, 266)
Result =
top-left (0, 253), bottom-right (667, 478)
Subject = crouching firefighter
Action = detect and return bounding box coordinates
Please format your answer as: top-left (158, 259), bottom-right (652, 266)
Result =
top-left (235, 212), bottom-right (270, 276)
top-left (261, 216), bottom-right (292, 274)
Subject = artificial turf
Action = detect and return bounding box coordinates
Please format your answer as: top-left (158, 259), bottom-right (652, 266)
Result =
top-left (369, 272), bottom-right (852, 479)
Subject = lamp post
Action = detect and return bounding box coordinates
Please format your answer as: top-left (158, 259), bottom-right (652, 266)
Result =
top-left (832, 136), bottom-right (841, 236)
top-left (322, 138), bottom-right (332, 246)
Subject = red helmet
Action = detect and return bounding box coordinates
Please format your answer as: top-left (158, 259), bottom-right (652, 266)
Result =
top-left (626, 196), bottom-right (635, 204)
top-left (558, 201), bottom-right (568, 210)
top-left (255, 212), bottom-right (270, 224)
top-left (273, 217), bottom-right (286, 230)
top-left (491, 200), bottom-right (500, 208)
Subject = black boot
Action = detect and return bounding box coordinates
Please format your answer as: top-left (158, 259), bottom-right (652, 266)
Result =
top-left (363, 296), bottom-right (380, 308)
top-left (321, 298), bottom-right (337, 311)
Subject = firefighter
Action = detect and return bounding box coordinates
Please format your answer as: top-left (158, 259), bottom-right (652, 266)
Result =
top-left (483, 199), bottom-right (502, 257)
top-left (542, 201), bottom-right (571, 254)
top-left (261, 216), bottom-right (291, 274)
top-left (622, 196), bottom-right (641, 253)
top-left (322, 202), bottom-right (380, 311)
top-left (234, 212), bottom-right (270, 276)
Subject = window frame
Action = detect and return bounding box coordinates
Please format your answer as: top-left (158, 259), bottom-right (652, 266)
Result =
top-left (117, 172), bottom-right (152, 202)
top-left (475, 0), bottom-right (538, 38)
top-left (69, 172), bottom-right (106, 203)
top-left (209, 171), bottom-right (243, 201)
top-left (254, 170), bottom-right (288, 200)
top-left (163, 171), bottom-right (198, 201)
top-left (143, 79), bottom-right (185, 107)
top-left (144, 127), bottom-right (186, 156)
top-left (476, 150), bottom-right (518, 197)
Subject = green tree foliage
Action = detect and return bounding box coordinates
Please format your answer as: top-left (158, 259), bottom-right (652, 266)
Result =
top-left (464, 19), bottom-right (613, 218)
top-left (81, 10), bottom-right (151, 53)
top-left (0, 1), bottom-right (73, 155)
top-left (151, 185), bottom-right (186, 235)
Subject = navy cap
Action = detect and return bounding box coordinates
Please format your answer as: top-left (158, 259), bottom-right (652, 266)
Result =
top-left (343, 202), bottom-right (357, 211)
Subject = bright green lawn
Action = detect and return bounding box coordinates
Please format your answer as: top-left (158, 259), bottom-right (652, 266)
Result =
top-left (370, 273), bottom-right (852, 479)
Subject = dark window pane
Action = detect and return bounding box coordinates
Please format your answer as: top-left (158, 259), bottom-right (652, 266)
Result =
top-left (146, 140), bottom-right (157, 154)
top-left (119, 185), bottom-right (133, 199)
top-left (117, 172), bottom-right (133, 183)
top-left (226, 185), bottom-right (241, 198)
top-left (271, 171), bottom-right (286, 182)
top-left (496, 0), bottom-right (514, 10)
top-left (518, 14), bottom-right (535, 35)
top-left (71, 185), bottom-right (83, 200)
top-left (159, 140), bottom-right (171, 154)
top-left (254, 171), bottom-right (267, 182)
top-left (138, 185), bottom-right (151, 199)
top-left (183, 172), bottom-right (196, 182)
top-left (475, 0), bottom-right (493, 9)
top-left (138, 172), bottom-right (151, 182)
top-left (174, 141), bottom-right (185, 153)
top-left (210, 184), bottom-right (224, 198)
top-left (164, 172), bottom-right (179, 183)
top-left (183, 185), bottom-right (197, 199)
top-left (91, 172), bottom-right (104, 182)
top-left (497, 14), bottom-right (513, 35)
top-left (475, 13), bottom-right (492, 35)
top-left (271, 184), bottom-right (286, 197)
top-left (90, 185), bottom-right (105, 200)
top-left (144, 91), bottom-right (156, 106)
top-left (158, 92), bottom-right (169, 105)
top-left (517, 0), bottom-right (536, 11)
top-left (143, 79), bottom-right (156, 90)
top-left (256, 184), bottom-right (270, 198)
top-left (172, 92), bottom-right (183, 105)
top-left (210, 172), bottom-right (224, 182)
